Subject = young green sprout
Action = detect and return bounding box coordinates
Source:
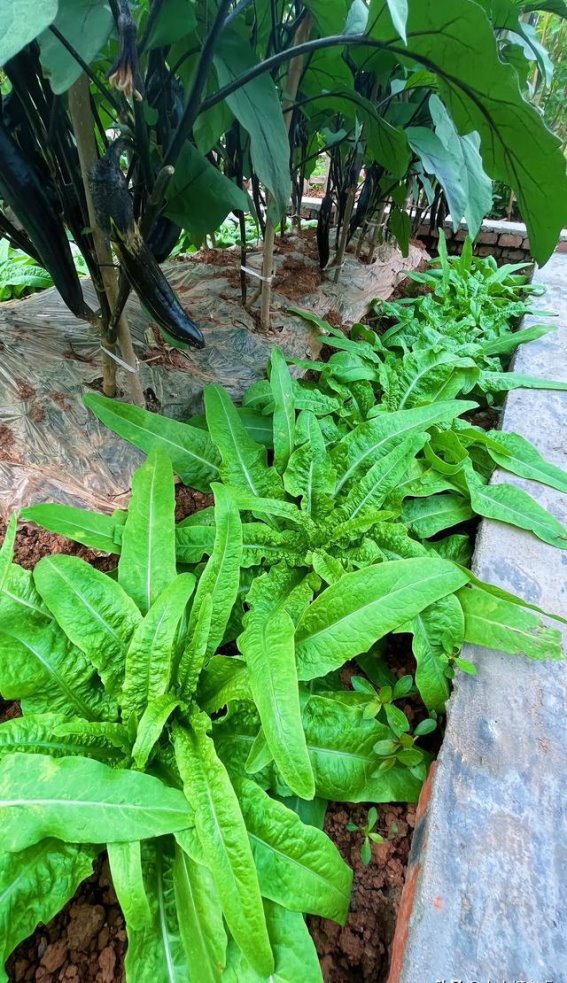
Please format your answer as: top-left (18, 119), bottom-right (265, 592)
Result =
top-left (373, 715), bottom-right (438, 783)
top-left (346, 807), bottom-right (385, 866)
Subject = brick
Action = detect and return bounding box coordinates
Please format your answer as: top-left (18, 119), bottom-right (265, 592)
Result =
top-left (477, 231), bottom-right (498, 245)
top-left (475, 244), bottom-right (496, 257)
top-left (522, 237), bottom-right (531, 250)
top-left (556, 239), bottom-right (567, 253)
top-left (502, 248), bottom-right (529, 262)
top-left (454, 228), bottom-right (468, 241)
top-left (498, 232), bottom-right (523, 247)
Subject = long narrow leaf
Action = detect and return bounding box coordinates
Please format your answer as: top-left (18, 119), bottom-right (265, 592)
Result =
top-left (84, 393), bottom-right (220, 491)
top-left (174, 717), bottom-right (273, 977)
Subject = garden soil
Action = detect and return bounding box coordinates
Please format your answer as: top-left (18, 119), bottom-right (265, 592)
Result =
top-left (0, 231), bottom-right (424, 515)
top-left (0, 500), bottom-right (418, 983)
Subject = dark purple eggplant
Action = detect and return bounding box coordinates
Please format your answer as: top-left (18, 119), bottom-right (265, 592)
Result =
top-left (317, 193), bottom-right (333, 270)
top-left (147, 216), bottom-right (181, 263)
top-left (90, 142), bottom-right (204, 349)
top-left (0, 120), bottom-right (93, 320)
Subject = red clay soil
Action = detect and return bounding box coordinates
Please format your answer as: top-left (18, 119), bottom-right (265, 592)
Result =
top-left (1, 492), bottom-right (417, 983)
top-left (312, 802), bottom-right (416, 983)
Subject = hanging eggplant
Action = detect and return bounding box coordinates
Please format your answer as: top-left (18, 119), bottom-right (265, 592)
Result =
top-left (317, 193), bottom-right (333, 270)
top-left (147, 216), bottom-right (181, 263)
top-left (90, 141), bottom-right (204, 349)
top-left (0, 120), bottom-right (93, 321)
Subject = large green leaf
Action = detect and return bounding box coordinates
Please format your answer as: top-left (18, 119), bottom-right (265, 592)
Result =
top-left (433, 104), bottom-right (492, 237)
top-left (295, 558), bottom-right (469, 679)
top-left (204, 386), bottom-right (282, 498)
top-left (339, 433), bottom-right (428, 520)
top-left (223, 900), bottom-right (323, 983)
top-left (124, 841), bottom-right (190, 983)
top-left (214, 35), bottom-right (290, 217)
top-left (309, 89), bottom-right (410, 177)
top-left (107, 841), bottom-right (152, 931)
top-left (182, 483), bottom-right (242, 673)
top-left (0, 516), bottom-right (17, 592)
top-left (478, 371), bottom-right (567, 393)
top-left (0, 841), bottom-right (97, 974)
top-left (33, 555), bottom-right (141, 697)
top-left (131, 694), bottom-right (181, 770)
top-left (239, 569), bottom-right (315, 800)
top-left (165, 142), bottom-right (248, 239)
top-left (386, 0), bottom-right (408, 41)
top-left (407, 594), bottom-right (464, 711)
top-left (21, 503), bottom-right (122, 555)
top-left (119, 448), bottom-right (177, 614)
top-left (284, 413), bottom-right (336, 518)
top-left (122, 573), bottom-right (196, 721)
top-left (145, 0), bottom-right (197, 48)
top-left (236, 778), bottom-right (352, 922)
top-left (39, 0), bottom-right (114, 94)
top-left (0, 0), bottom-right (57, 67)
top-left (0, 753), bottom-right (192, 851)
top-left (302, 696), bottom-right (423, 802)
top-left (333, 401), bottom-right (477, 493)
top-left (197, 656), bottom-right (251, 714)
top-left (0, 567), bottom-right (49, 630)
top-left (0, 713), bottom-right (128, 763)
top-left (0, 620), bottom-right (110, 720)
top-left (83, 393), bottom-right (220, 492)
top-left (409, 96), bottom-right (492, 237)
top-left (303, 0), bottom-right (350, 33)
top-left (465, 472), bottom-right (567, 548)
top-left (269, 349), bottom-right (295, 474)
top-left (458, 585), bottom-right (563, 660)
top-left (465, 429), bottom-right (567, 493)
top-left (173, 843), bottom-right (227, 982)
top-left (174, 717), bottom-right (273, 977)
top-left (367, 0), bottom-right (567, 263)
top-left (402, 493), bottom-right (474, 538)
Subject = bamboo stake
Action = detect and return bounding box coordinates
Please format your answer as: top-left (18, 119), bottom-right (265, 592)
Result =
top-left (68, 75), bottom-right (145, 406)
top-left (259, 14), bottom-right (313, 330)
top-left (333, 185), bottom-right (356, 284)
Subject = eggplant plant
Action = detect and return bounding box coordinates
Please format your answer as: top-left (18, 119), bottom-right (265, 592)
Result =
top-left (1, 0), bottom-right (567, 396)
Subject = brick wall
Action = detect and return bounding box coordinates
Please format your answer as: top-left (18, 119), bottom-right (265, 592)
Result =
top-left (415, 222), bottom-right (535, 263)
top-left (299, 198), bottom-right (567, 264)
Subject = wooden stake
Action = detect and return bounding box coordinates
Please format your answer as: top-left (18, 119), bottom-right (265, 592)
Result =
top-left (68, 76), bottom-right (145, 406)
top-left (259, 14), bottom-right (313, 330)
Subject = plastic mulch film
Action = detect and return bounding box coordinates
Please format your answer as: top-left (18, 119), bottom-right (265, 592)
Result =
top-left (0, 240), bottom-right (424, 513)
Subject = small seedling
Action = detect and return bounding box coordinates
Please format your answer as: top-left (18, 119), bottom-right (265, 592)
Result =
top-left (351, 673), bottom-right (414, 721)
top-left (347, 807), bottom-right (385, 865)
top-left (373, 715), bottom-right (438, 782)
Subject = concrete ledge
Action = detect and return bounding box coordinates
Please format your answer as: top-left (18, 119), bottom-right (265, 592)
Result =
top-left (389, 253), bottom-right (567, 982)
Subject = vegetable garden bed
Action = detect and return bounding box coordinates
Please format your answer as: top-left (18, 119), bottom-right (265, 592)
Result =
top-left (2, 1), bottom-right (567, 980)
top-left (2, 241), bottom-right (567, 982)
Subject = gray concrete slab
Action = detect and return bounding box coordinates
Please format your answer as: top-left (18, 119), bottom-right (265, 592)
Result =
top-left (390, 253), bottom-right (567, 983)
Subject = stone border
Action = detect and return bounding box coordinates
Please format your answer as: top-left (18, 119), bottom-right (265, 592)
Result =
top-left (388, 252), bottom-right (567, 982)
